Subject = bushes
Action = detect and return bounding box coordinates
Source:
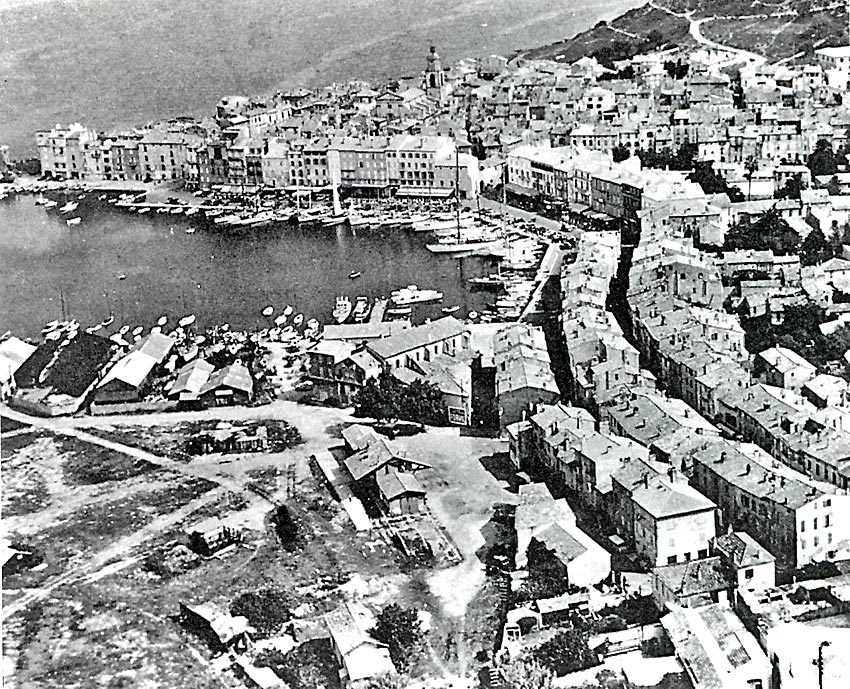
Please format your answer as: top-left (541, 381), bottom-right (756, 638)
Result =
top-left (230, 588), bottom-right (292, 637)
top-left (370, 604), bottom-right (424, 673)
top-left (273, 505), bottom-right (299, 550)
top-left (533, 628), bottom-right (600, 677)
top-left (354, 375), bottom-right (447, 425)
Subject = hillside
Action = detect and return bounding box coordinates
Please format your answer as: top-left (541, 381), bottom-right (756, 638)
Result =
top-left (524, 0), bottom-right (848, 66)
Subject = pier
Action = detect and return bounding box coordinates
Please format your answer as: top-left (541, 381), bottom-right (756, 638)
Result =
top-left (520, 243), bottom-right (564, 322)
top-left (369, 298), bottom-right (388, 323)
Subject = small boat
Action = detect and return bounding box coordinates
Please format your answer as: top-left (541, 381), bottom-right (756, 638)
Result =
top-left (109, 334), bottom-right (130, 347)
top-left (293, 313), bottom-right (304, 326)
top-left (117, 273), bottom-right (126, 280)
top-left (185, 208), bottom-right (199, 216)
top-left (34, 196), bottom-right (48, 206)
top-left (283, 305), bottom-right (293, 317)
top-left (41, 320), bottom-right (60, 334)
top-left (262, 306), bottom-right (274, 317)
top-left (108, 198), bottom-right (118, 204)
top-left (45, 330), bottom-right (63, 341)
top-left (77, 194), bottom-right (85, 200)
top-left (66, 217), bottom-right (81, 226)
top-left (170, 207), bottom-right (184, 215)
top-left (138, 207), bottom-right (150, 214)
top-left (306, 318), bottom-right (320, 331)
top-left (274, 314), bottom-right (287, 326)
top-left (468, 311), bottom-right (479, 320)
top-left (349, 271), bottom-right (362, 280)
top-left (468, 275), bottom-right (504, 289)
top-left (157, 316), bottom-right (168, 326)
top-left (132, 326), bottom-right (144, 336)
top-left (178, 314), bottom-right (196, 327)
top-left (101, 315), bottom-right (115, 327)
top-left (157, 208), bottom-right (170, 214)
top-left (150, 326), bottom-right (162, 334)
top-left (391, 284), bottom-right (443, 306)
top-left (118, 325), bottom-right (130, 335)
top-left (98, 194), bottom-right (107, 200)
top-left (352, 297), bottom-right (371, 322)
top-left (43, 200), bottom-right (58, 209)
top-left (59, 202), bottom-right (78, 213)
top-left (332, 296), bottom-right (352, 324)
top-left (442, 306), bottom-right (460, 314)
top-left (386, 306), bottom-right (412, 317)
top-left (185, 227), bottom-right (196, 234)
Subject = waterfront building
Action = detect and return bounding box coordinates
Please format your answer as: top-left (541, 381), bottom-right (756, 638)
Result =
top-left (0, 337), bottom-right (37, 401)
top-left (11, 331), bottom-right (117, 416)
top-left (35, 123), bottom-right (98, 180)
top-left (93, 332), bottom-right (175, 405)
top-left (366, 316), bottom-right (469, 372)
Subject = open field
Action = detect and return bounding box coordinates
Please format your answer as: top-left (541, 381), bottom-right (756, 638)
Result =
top-left (2, 402), bottom-right (524, 686)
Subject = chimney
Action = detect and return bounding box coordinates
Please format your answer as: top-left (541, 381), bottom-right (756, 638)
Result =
top-left (643, 473), bottom-right (649, 488)
top-left (744, 463), bottom-right (751, 475)
top-left (668, 467), bottom-right (676, 482)
top-left (718, 451), bottom-right (727, 464)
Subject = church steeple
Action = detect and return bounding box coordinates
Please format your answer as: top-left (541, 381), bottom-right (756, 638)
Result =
top-left (425, 45), bottom-right (444, 92)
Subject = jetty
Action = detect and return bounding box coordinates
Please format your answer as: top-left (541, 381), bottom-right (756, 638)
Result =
top-left (369, 298), bottom-right (388, 324)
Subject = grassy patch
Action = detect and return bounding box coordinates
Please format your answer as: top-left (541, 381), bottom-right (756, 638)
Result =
top-left (1, 414), bottom-right (30, 433)
top-left (0, 430), bottom-right (46, 458)
top-left (58, 436), bottom-right (158, 485)
top-left (11, 583), bottom-right (222, 689)
top-left (3, 475), bottom-right (217, 589)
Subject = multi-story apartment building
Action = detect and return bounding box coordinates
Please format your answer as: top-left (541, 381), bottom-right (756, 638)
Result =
top-left (610, 459), bottom-right (717, 567)
top-left (35, 123), bottom-right (98, 179)
top-left (690, 437), bottom-right (850, 571)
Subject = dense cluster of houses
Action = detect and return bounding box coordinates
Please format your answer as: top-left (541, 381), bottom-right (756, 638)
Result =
top-left (0, 328), bottom-right (254, 416)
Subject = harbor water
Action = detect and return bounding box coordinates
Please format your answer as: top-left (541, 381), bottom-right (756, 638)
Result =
top-left (0, 194), bottom-right (498, 338)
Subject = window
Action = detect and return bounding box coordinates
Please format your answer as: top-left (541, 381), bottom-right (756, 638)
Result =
top-left (745, 568), bottom-right (754, 580)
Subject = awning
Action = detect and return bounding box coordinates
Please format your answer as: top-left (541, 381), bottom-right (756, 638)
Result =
top-left (504, 182), bottom-right (540, 197)
top-left (568, 202), bottom-right (590, 213)
top-left (394, 187), bottom-right (454, 198)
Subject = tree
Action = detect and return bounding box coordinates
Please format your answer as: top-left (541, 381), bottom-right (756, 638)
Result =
top-left (371, 604), bottom-right (423, 673)
top-left (724, 208), bottom-right (801, 256)
top-left (517, 539), bottom-right (570, 602)
top-left (827, 175), bottom-right (842, 196)
top-left (354, 374), bottom-right (447, 425)
top-left (776, 172), bottom-right (804, 200)
top-left (663, 59), bottom-right (689, 79)
top-left (799, 226), bottom-right (834, 266)
top-left (360, 673), bottom-right (407, 689)
top-left (498, 657), bottom-right (554, 689)
top-left (807, 138), bottom-right (838, 177)
top-left (230, 588), bottom-right (292, 637)
top-left (744, 156), bottom-right (759, 201)
top-left (611, 144), bottom-right (630, 163)
top-left (533, 629), bottom-right (599, 676)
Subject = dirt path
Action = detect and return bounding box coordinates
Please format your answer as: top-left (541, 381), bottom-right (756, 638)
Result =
top-left (2, 486), bottom-right (226, 623)
top-left (0, 401), bottom-right (357, 624)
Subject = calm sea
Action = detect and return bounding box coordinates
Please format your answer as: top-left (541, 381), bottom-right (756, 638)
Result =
top-left (0, 0), bottom-right (638, 156)
top-left (0, 0), bottom-right (639, 336)
top-left (0, 194), bottom-right (502, 338)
